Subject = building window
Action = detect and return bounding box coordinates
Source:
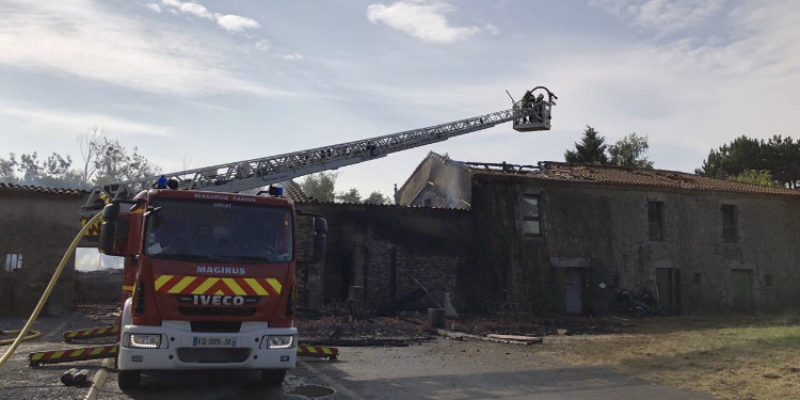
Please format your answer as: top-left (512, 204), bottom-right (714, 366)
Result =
top-left (694, 272), bottom-right (702, 285)
top-left (3, 254), bottom-right (22, 272)
top-left (521, 194), bottom-right (541, 236)
top-left (765, 274), bottom-right (773, 287)
top-left (647, 201), bottom-right (665, 241)
top-left (424, 198), bottom-right (433, 207)
top-left (721, 205), bottom-right (738, 243)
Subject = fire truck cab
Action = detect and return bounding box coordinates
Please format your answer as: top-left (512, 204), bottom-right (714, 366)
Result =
top-left (98, 188), bottom-right (326, 389)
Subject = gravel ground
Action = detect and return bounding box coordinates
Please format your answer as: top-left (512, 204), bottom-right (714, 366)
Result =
top-left (0, 315), bottom-right (112, 400)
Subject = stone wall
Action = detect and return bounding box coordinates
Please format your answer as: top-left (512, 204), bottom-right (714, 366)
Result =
top-left (0, 190), bottom-right (87, 316)
top-left (74, 271), bottom-right (124, 304)
top-left (469, 173), bottom-right (800, 315)
top-left (295, 202), bottom-right (472, 313)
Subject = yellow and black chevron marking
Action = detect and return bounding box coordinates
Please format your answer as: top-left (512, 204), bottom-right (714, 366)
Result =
top-left (154, 275), bottom-right (283, 296)
top-left (298, 345), bottom-right (338, 359)
top-left (29, 344), bottom-right (117, 366)
top-left (63, 325), bottom-right (119, 341)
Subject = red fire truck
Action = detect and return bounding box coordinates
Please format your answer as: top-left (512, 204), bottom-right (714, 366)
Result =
top-left (98, 188), bottom-right (327, 389)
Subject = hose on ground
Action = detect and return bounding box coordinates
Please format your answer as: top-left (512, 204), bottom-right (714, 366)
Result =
top-left (0, 329), bottom-right (41, 345)
top-left (0, 211), bottom-right (103, 368)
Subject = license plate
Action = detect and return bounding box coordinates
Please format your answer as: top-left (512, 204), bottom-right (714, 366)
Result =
top-left (193, 337), bottom-right (237, 347)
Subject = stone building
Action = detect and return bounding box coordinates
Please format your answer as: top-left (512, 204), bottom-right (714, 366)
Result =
top-left (0, 183), bottom-right (89, 316)
top-left (396, 152), bottom-right (800, 315)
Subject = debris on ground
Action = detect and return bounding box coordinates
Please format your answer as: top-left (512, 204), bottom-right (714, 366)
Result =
top-left (447, 315), bottom-right (625, 337)
top-left (75, 304), bottom-right (119, 323)
top-left (297, 316), bottom-right (430, 344)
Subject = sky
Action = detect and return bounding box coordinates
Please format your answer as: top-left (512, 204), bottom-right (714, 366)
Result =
top-left (1, 0), bottom-right (798, 197)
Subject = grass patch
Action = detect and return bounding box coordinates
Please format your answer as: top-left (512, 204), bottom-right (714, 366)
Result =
top-left (539, 316), bottom-right (800, 400)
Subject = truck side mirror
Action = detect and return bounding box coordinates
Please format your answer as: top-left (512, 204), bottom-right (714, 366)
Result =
top-left (313, 217), bottom-right (327, 263)
top-left (99, 203), bottom-right (132, 256)
top-left (99, 219), bottom-right (117, 255)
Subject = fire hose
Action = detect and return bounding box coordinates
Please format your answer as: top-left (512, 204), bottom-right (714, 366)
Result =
top-left (0, 329), bottom-right (41, 346)
top-left (0, 212), bottom-right (103, 368)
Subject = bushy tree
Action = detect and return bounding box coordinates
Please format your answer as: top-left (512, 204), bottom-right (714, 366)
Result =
top-left (299, 172), bottom-right (338, 202)
top-left (732, 170), bottom-right (780, 187)
top-left (697, 135), bottom-right (800, 188)
top-left (0, 128), bottom-right (161, 189)
top-left (364, 191), bottom-right (392, 205)
top-left (608, 133), bottom-right (654, 169)
top-left (564, 126), bottom-right (609, 165)
top-left (336, 188), bottom-right (361, 203)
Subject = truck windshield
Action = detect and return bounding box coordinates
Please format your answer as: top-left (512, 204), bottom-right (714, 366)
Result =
top-left (144, 198), bottom-right (292, 263)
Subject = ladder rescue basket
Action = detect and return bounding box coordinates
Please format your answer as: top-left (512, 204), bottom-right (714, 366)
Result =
top-left (513, 86), bottom-right (557, 132)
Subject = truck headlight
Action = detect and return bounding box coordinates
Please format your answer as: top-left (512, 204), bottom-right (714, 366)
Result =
top-left (263, 335), bottom-right (294, 349)
top-left (124, 334), bottom-right (162, 349)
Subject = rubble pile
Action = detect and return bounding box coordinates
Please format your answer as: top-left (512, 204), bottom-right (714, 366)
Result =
top-left (297, 316), bottom-right (428, 342)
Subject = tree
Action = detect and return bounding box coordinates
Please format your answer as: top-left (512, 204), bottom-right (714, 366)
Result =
top-left (732, 170), bottom-right (780, 187)
top-left (0, 151), bottom-right (83, 188)
top-left (696, 135), bottom-right (800, 188)
top-left (336, 188), bottom-right (361, 203)
top-left (77, 126), bottom-right (104, 185)
top-left (608, 133), bottom-right (654, 169)
top-left (93, 139), bottom-right (161, 184)
top-left (564, 126), bottom-right (609, 164)
top-left (364, 191), bottom-right (392, 205)
top-left (0, 153), bottom-right (17, 183)
top-left (299, 172), bottom-right (338, 202)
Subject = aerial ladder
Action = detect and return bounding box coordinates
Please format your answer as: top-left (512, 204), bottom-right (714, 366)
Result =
top-left (82, 86), bottom-right (557, 209)
top-left (27, 86), bottom-right (556, 379)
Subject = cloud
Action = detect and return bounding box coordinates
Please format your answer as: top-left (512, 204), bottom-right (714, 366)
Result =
top-left (160, 0), bottom-right (260, 33)
top-left (254, 39), bottom-right (272, 51)
top-left (589, 0), bottom-right (726, 34)
top-left (366, 1), bottom-right (484, 44)
top-left (216, 14), bottom-right (260, 32)
top-left (0, 103), bottom-right (176, 137)
top-left (0, 0), bottom-right (288, 97)
top-left (279, 53), bottom-right (304, 61)
top-left (146, 2), bottom-right (161, 13)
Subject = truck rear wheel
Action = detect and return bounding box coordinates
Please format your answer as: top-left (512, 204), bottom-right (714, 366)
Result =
top-left (262, 369), bottom-right (286, 386)
top-left (118, 370), bottom-right (141, 390)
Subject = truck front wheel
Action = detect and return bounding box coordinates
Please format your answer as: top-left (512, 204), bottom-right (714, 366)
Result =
top-left (118, 370), bottom-right (141, 390)
top-left (262, 369), bottom-right (286, 386)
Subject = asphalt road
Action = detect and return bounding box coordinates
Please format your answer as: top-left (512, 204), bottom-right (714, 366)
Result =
top-left (308, 339), bottom-right (715, 400)
top-left (2, 316), bottom-right (715, 400)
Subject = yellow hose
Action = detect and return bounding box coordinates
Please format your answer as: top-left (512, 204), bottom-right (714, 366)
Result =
top-left (0, 211), bottom-right (103, 368)
top-left (0, 329), bottom-right (41, 345)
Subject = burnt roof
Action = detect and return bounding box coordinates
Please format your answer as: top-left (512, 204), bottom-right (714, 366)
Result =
top-left (469, 162), bottom-right (800, 196)
top-left (0, 182), bottom-right (89, 196)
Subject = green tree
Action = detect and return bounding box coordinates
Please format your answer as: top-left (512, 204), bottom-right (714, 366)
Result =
top-left (336, 188), bottom-right (361, 203)
top-left (732, 170), bottom-right (780, 187)
top-left (608, 133), bottom-right (654, 169)
top-left (364, 191), bottom-right (392, 205)
top-left (564, 126), bottom-right (609, 164)
top-left (696, 135), bottom-right (800, 188)
top-left (299, 172), bottom-right (338, 202)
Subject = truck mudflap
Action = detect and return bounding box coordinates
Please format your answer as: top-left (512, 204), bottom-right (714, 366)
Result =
top-left (117, 321), bottom-right (297, 371)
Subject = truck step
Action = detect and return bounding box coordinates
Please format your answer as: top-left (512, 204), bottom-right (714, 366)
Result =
top-left (63, 325), bottom-right (119, 341)
top-left (298, 345), bottom-right (338, 359)
top-left (29, 345), bottom-right (117, 366)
